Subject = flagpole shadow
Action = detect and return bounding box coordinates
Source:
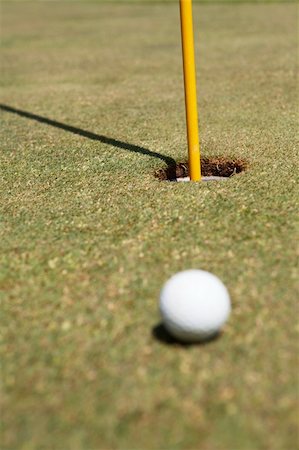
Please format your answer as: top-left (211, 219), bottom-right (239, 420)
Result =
top-left (0, 103), bottom-right (175, 167)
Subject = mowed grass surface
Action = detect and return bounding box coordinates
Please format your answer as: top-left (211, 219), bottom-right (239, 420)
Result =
top-left (1, 2), bottom-right (298, 449)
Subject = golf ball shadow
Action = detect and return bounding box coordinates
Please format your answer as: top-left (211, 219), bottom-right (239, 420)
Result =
top-left (152, 323), bottom-right (221, 347)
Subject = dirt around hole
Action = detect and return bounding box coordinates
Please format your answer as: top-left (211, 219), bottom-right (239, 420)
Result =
top-left (155, 157), bottom-right (248, 181)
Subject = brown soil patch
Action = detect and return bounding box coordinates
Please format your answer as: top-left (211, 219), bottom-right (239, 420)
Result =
top-left (155, 157), bottom-right (248, 181)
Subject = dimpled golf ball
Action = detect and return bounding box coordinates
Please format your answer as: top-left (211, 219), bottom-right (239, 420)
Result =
top-left (159, 270), bottom-right (231, 342)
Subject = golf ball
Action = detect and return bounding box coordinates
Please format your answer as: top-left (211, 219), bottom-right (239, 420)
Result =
top-left (159, 270), bottom-right (231, 342)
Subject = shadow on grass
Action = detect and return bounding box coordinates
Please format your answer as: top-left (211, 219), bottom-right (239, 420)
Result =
top-left (0, 103), bottom-right (175, 167)
top-left (152, 323), bottom-right (221, 347)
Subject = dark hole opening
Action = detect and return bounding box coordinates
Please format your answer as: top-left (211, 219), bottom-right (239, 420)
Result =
top-left (155, 157), bottom-right (248, 181)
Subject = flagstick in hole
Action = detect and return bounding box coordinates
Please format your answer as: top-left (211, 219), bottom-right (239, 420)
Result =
top-left (180, 0), bottom-right (201, 182)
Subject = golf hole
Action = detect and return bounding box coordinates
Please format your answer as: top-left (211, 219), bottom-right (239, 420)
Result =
top-left (155, 157), bottom-right (248, 182)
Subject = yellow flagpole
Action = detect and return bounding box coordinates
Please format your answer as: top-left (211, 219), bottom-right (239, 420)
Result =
top-left (180, 0), bottom-right (201, 181)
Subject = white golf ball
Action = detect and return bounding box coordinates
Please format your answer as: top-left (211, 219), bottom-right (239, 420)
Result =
top-left (159, 270), bottom-right (231, 342)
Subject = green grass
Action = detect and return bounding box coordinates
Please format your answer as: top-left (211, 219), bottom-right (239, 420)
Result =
top-left (2, 0), bottom-right (296, 3)
top-left (1, 2), bottom-right (298, 449)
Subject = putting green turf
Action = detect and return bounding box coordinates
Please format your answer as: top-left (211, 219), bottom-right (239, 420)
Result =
top-left (1, 2), bottom-right (298, 449)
